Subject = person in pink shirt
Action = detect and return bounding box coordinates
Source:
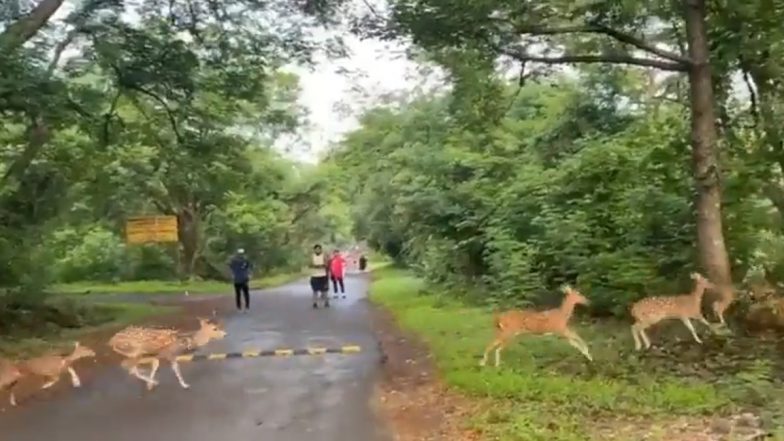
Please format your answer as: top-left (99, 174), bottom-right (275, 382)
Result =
top-left (329, 249), bottom-right (346, 298)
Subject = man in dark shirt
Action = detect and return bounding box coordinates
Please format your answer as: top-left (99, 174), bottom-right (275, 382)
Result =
top-left (229, 248), bottom-right (252, 311)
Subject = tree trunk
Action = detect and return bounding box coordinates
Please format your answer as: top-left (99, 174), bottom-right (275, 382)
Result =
top-left (177, 205), bottom-right (201, 279)
top-left (683, 0), bottom-right (733, 286)
top-left (0, 0), bottom-right (65, 52)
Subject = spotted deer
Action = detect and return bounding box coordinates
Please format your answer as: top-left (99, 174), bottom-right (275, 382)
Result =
top-left (479, 286), bottom-right (593, 367)
top-left (108, 318), bottom-right (226, 390)
top-left (1, 342), bottom-right (95, 406)
top-left (630, 272), bottom-right (715, 350)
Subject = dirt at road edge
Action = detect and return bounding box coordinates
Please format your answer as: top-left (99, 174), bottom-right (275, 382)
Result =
top-left (369, 304), bottom-right (482, 441)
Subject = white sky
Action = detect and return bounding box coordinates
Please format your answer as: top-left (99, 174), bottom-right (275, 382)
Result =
top-left (277, 33), bottom-right (425, 163)
top-left (41, 0), bottom-right (432, 164)
top-left (32, 1), bottom-right (751, 165)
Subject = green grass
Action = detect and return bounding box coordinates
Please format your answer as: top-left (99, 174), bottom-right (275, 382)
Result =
top-left (370, 268), bottom-right (784, 441)
top-left (0, 302), bottom-right (169, 358)
top-left (52, 271), bottom-right (305, 295)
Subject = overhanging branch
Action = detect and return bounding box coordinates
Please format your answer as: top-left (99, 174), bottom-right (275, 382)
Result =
top-left (0, 0), bottom-right (66, 53)
top-left (499, 45), bottom-right (688, 72)
top-left (495, 20), bottom-right (692, 66)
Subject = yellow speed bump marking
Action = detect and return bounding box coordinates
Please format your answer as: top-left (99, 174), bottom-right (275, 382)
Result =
top-left (172, 345), bottom-right (362, 362)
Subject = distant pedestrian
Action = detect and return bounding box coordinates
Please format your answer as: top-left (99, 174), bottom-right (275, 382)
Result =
top-left (329, 249), bottom-right (346, 298)
top-left (229, 248), bottom-right (251, 311)
top-left (358, 254), bottom-right (367, 272)
top-left (310, 244), bottom-right (330, 308)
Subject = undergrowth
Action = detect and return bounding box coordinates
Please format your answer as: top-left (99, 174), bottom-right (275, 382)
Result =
top-left (371, 267), bottom-right (784, 441)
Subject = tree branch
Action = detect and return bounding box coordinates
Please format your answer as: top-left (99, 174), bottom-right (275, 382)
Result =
top-left (0, 0), bottom-right (66, 53)
top-left (505, 23), bottom-right (691, 66)
top-left (498, 45), bottom-right (689, 72)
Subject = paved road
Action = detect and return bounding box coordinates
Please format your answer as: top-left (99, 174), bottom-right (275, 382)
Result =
top-left (0, 274), bottom-right (389, 441)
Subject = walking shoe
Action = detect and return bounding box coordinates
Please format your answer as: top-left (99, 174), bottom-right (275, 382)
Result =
top-left (325, 301), bottom-right (330, 308)
top-left (313, 302), bottom-right (318, 309)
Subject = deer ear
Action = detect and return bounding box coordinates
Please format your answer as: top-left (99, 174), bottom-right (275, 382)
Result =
top-left (690, 272), bottom-right (698, 280)
top-left (74, 341), bottom-right (80, 348)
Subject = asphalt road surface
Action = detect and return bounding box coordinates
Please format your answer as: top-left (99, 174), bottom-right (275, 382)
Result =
top-left (0, 273), bottom-right (390, 441)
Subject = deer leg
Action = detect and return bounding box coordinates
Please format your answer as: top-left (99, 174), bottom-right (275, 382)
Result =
top-left (681, 318), bottom-right (703, 344)
top-left (41, 375), bottom-right (60, 389)
top-left (563, 329), bottom-right (593, 361)
top-left (9, 391), bottom-right (16, 406)
top-left (480, 337), bottom-right (501, 367)
top-left (494, 335), bottom-right (511, 367)
top-left (66, 367), bottom-right (81, 387)
top-left (125, 359), bottom-right (158, 388)
top-left (632, 323), bottom-right (653, 350)
top-left (170, 361), bottom-right (190, 389)
top-left (712, 302), bottom-right (727, 326)
top-left (696, 315), bottom-right (718, 333)
top-left (631, 323), bottom-right (643, 351)
top-left (144, 358), bottom-right (161, 390)
top-left (638, 324), bottom-right (652, 349)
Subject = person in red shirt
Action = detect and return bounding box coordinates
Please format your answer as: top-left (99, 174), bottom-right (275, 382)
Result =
top-left (329, 249), bottom-right (346, 298)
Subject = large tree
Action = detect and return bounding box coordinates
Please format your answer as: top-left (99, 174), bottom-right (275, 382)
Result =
top-left (371, 0), bottom-right (733, 286)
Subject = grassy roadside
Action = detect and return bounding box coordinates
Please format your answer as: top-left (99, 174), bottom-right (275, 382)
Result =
top-left (370, 267), bottom-right (784, 441)
top-left (2, 270), bottom-right (305, 358)
top-left (0, 302), bottom-right (170, 358)
top-left (52, 271), bottom-right (306, 296)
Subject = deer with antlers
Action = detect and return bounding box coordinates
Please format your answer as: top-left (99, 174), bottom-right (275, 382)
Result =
top-left (0, 342), bottom-right (96, 406)
top-left (479, 286), bottom-right (593, 367)
top-left (630, 272), bottom-right (715, 350)
top-left (108, 317), bottom-right (226, 390)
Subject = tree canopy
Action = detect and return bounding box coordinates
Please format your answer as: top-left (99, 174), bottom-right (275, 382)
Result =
top-left (0, 0), bottom-right (354, 328)
top-left (328, 0), bottom-right (784, 316)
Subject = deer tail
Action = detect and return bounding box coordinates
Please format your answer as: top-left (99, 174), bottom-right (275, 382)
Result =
top-left (493, 312), bottom-right (504, 331)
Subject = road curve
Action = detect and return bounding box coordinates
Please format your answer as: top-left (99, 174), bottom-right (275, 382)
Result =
top-left (0, 273), bottom-right (390, 441)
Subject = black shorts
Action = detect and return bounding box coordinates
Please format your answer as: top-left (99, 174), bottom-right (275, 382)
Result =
top-left (310, 276), bottom-right (329, 292)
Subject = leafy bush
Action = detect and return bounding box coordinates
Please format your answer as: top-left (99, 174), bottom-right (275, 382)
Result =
top-left (51, 226), bottom-right (129, 282)
top-left (332, 79), bottom-right (784, 317)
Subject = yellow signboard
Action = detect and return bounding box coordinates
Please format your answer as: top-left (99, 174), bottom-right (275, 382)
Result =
top-left (125, 216), bottom-right (178, 244)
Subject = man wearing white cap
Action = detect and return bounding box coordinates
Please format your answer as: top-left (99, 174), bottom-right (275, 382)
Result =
top-left (229, 248), bottom-right (252, 311)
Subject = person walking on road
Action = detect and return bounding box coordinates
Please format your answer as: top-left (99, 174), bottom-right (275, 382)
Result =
top-left (310, 244), bottom-right (330, 308)
top-left (329, 249), bottom-right (346, 298)
top-left (358, 254), bottom-right (368, 272)
top-left (229, 248), bottom-right (252, 311)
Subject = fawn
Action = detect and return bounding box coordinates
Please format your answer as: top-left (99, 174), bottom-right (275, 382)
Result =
top-left (1, 342), bottom-right (96, 406)
top-left (479, 286), bottom-right (593, 367)
top-left (108, 318), bottom-right (226, 390)
top-left (630, 272), bottom-right (715, 350)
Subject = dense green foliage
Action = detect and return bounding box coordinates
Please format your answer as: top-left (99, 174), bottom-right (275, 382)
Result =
top-left (330, 73), bottom-right (780, 316)
top-left (0, 0), bottom-right (353, 330)
top-left (327, 0), bottom-right (784, 317)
